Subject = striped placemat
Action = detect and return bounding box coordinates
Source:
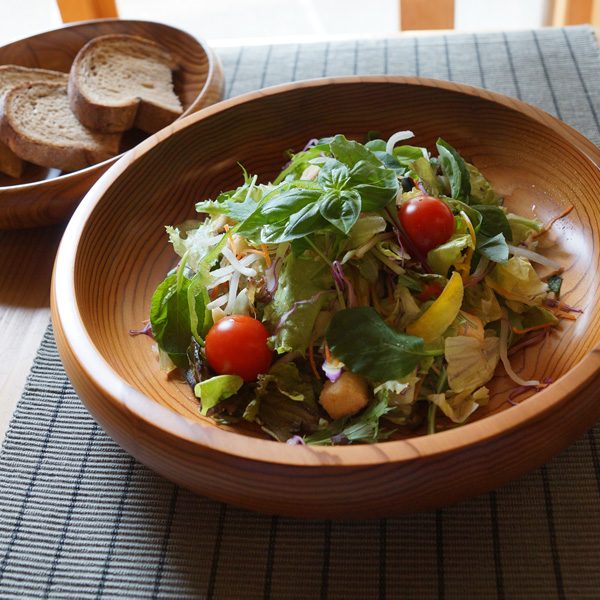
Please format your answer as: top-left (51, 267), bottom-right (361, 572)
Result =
top-left (1, 25), bottom-right (600, 599)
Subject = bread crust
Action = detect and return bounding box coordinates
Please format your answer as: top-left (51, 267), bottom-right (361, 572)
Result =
top-left (0, 82), bottom-right (121, 172)
top-left (68, 34), bottom-right (182, 134)
top-left (0, 65), bottom-right (69, 177)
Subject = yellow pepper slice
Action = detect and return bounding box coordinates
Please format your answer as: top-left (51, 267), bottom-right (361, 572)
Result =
top-left (406, 271), bottom-right (464, 343)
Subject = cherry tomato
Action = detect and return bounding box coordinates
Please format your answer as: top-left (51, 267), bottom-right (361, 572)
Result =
top-left (204, 315), bottom-right (272, 382)
top-left (398, 195), bottom-right (455, 255)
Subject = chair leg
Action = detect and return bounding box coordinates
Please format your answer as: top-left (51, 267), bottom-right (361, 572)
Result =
top-left (399, 0), bottom-right (455, 31)
top-left (550, 0), bottom-right (600, 26)
top-left (56, 0), bottom-right (119, 23)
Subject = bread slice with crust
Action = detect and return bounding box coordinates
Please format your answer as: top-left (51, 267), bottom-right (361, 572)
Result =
top-left (0, 81), bottom-right (122, 172)
top-left (68, 34), bottom-right (183, 134)
top-left (0, 65), bottom-right (68, 177)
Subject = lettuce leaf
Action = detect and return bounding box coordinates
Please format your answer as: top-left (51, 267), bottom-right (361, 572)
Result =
top-left (428, 386), bottom-right (489, 423)
top-left (506, 213), bottom-right (543, 245)
top-left (264, 252), bottom-right (334, 354)
top-left (373, 370), bottom-right (420, 424)
top-left (243, 363), bottom-right (320, 441)
top-left (166, 220), bottom-right (223, 271)
top-left (462, 281), bottom-right (503, 325)
top-left (427, 233), bottom-right (474, 276)
top-left (343, 213), bottom-right (387, 251)
top-left (466, 164), bottom-right (502, 206)
top-left (485, 255), bottom-right (548, 306)
top-left (445, 335), bottom-right (500, 393)
top-left (195, 374), bottom-right (244, 416)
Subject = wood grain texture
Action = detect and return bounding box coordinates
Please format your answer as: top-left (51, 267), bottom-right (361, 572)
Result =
top-left (0, 19), bottom-right (224, 229)
top-left (0, 224), bottom-right (64, 438)
top-left (52, 77), bottom-right (600, 518)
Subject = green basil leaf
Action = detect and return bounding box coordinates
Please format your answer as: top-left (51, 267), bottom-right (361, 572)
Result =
top-left (281, 200), bottom-right (328, 241)
top-left (236, 188), bottom-right (323, 243)
top-left (325, 306), bottom-right (429, 381)
top-left (330, 134), bottom-right (383, 168)
top-left (318, 159), bottom-right (350, 191)
top-left (473, 204), bottom-right (513, 242)
top-left (372, 150), bottom-right (405, 175)
top-left (436, 138), bottom-right (471, 202)
top-left (319, 189), bottom-right (361, 234)
top-left (347, 160), bottom-right (399, 211)
top-left (476, 232), bottom-right (509, 265)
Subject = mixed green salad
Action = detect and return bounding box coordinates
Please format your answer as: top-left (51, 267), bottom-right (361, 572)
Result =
top-left (143, 131), bottom-right (576, 445)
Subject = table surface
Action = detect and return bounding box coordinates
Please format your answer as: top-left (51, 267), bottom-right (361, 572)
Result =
top-left (2, 24), bottom-right (600, 600)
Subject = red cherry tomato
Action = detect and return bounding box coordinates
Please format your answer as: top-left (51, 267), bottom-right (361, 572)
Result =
top-left (398, 195), bottom-right (455, 255)
top-left (204, 315), bottom-right (272, 382)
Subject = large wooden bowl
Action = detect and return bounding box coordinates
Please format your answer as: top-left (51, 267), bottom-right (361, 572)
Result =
top-left (51, 77), bottom-right (600, 519)
top-left (0, 19), bottom-right (224, 229)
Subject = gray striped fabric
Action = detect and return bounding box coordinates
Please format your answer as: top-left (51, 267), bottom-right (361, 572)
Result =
top-left (1, 25), bottom-right (600, 599)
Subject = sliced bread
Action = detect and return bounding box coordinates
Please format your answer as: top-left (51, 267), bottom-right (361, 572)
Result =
top-left (68, 34), bottom-right (183, 134)
top-left (0, 65), bottom-right (68, 177)
top-left (0, 81), bottom-right (122, 172)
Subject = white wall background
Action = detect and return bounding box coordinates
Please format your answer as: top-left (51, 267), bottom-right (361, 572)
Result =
top-left (0, 0), bottom-right (548, 47)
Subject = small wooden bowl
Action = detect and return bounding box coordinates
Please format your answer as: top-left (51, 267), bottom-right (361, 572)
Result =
top-left (51, 77), bottom-right (600, 519)
top-left (0, 19), bottom-right (224, 229)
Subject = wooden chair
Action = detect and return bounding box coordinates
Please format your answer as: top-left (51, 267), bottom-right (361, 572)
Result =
top-left (55, 0), bottom-right (600, 29)
top-left (56, 0), bottom-right (118, 22)
top-left (400, 0), bottom-right (600, 31)
top-left (552, 0), bottom-right (600, 25)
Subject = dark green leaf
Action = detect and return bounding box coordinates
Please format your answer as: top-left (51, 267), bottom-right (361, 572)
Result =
top-left (319, 189), bottom-right (361, 234)
top-left (236, 188), bottom-right (323, 243)
top-left (150, 273), bottom-right (196, 367)
top-left (547, 275), bottom-right (563, 294)
top-left (372, 150), bottom-right (405, 175)
top-left (281, 200), bottom-right (328, 241)
top-left (436, 138), bottom-right (471, 202)
top-left (473, 204), bottom-right (513, 242)
top-left (325, 307), bottom-right (428, 381)
top-left (318, 159), bottom-right (350, 191)
top-left (476, 232), bottom-right (509, 265)
top-left (330, 134), bottom-right (383, 168)
top-left (346, 160), bottom-right (399, 211)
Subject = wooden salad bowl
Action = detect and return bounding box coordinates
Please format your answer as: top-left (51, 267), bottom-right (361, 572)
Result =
top-left (0, 19), bottom-right (224, 229)
top-left (51, 77), bottom-right (600, 519)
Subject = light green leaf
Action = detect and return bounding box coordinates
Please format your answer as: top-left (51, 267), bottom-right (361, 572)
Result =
top-left (195, 374), bottom-right (244, 415)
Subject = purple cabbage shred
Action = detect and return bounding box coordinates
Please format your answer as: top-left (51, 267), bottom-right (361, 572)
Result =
top-left (286, 435), bottom-right (306, 445)
top-left (129, 322), bottom-right (154, 338)
top-left (332, 261), bottom-right (356, 308)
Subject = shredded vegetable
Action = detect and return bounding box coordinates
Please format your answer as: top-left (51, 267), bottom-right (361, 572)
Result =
top-left (143, 132), bottom-right (578, 444)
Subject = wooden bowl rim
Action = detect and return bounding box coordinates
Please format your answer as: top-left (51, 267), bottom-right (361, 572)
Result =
top-left (0, 18), bottom-right (220, 192)
top-left (53, 75), bottom-right (600, 468)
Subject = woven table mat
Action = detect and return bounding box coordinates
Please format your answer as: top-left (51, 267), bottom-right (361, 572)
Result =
top-left (2, 26), bottom-right (600, 599)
